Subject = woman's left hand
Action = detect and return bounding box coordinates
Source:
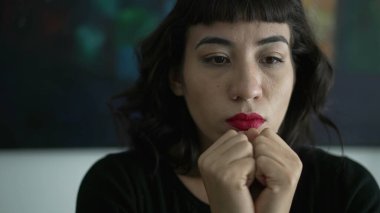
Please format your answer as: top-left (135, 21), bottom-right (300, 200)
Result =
top-left (245, 128), bottom-right (303, 213)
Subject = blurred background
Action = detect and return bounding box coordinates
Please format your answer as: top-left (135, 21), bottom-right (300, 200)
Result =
top-left (1, 0), bottom-right (175, 148)
top-left (1, 0), bottom-right (380, 148)
top-left (0, 0), bottom-right (379, 212)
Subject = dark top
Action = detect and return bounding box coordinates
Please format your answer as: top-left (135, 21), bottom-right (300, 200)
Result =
top-left (76, 147), bottom-right (380, 213)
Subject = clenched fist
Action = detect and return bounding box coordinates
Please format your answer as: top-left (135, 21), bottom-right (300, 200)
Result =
top-left (198, 128), bottom-right (302, 213)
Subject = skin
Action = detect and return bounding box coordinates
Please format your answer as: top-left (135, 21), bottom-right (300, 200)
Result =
top-left (170, 22), bottom-right (303, 213)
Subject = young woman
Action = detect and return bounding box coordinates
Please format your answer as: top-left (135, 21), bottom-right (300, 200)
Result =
top-left (76, 0), bottom-right (380, 212)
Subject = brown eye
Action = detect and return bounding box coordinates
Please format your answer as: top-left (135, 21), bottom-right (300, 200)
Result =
top-left (204, 55), bottom-right (231, 65)
top-left (260, 56), bottom-right (283, 65)
top-left (213, 56), bottom-right (227, 64)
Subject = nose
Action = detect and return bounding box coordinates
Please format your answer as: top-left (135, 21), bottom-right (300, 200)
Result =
top-left (228, 65), bottom-right (263, 101)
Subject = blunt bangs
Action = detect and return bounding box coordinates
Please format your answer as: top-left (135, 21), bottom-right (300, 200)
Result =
top-left (174, 0), bottom-right (297, 25)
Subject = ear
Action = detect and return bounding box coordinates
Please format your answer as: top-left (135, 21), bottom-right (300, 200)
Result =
top-left (169, 70), bottom-right (184, 96)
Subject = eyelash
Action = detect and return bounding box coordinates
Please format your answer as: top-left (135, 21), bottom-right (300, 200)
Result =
top-left (202, 55), bottom-right (284, 67)
top-left (259, 56), bottom-right (284, 65)
top-left (203, 55), bottom-right (231, 65)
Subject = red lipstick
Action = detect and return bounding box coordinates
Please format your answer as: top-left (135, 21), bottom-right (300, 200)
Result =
top-left (226, 113), bottom-right (265, 131)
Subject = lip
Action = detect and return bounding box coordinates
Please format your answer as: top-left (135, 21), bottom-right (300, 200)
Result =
top-left (226, 113), bottom-right (265, 131)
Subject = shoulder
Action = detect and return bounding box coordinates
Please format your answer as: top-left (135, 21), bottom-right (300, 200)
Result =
top-left (76, 149), bottom-right (154, 212)
top-left (294, 146), bottom-right (380, 212)
top-left (296, 146), bottom-right (375, 181)
top-left (87, 149), bottom-right (145, 173)
top-left (80, 149), bottom-right (154, 187)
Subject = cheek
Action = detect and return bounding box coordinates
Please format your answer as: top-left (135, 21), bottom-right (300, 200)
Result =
top-left (266, 72), bottom-right (294, 127)
top-left (182, 71), bottom-right (209, 112)
top-left (266, 73), bottom-right (293, 101)
top-left (184, 78), bottom-right (220, 114)
top-left (182, 64), bottom-right (223, 103)
top-left (183, 75), bottom-right (206, 99)
top-left (278, 79), bottom-right (294, 104)
top-left (182, 68), bottom-right (226, 122)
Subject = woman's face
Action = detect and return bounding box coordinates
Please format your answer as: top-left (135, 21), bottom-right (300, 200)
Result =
top-left (170, 21), bottom-right (295, 149)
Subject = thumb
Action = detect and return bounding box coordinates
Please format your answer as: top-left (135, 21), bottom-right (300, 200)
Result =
top-left (245, 128), bottom-right (260, 142)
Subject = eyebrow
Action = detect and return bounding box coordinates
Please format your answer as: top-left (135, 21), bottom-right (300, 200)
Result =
top-left (195, 35), bottom-right (289, 49)
top-left (257, 35), bottom-right (289, 46)
top-left (195, 37), bottom-right (232, 49)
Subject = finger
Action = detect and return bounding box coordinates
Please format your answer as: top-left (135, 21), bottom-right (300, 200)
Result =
top-left (255, 155), bottom-right (283, 187)
top-left (254, 138), bottom-right (300, 170)
top-left (252, 136), bottom-right (287, 167)
top-left (211, 133), bottom-right (250, 157)
top-left (259, 128), bottom-right (293, 152)
top-left (199, 131), bottom-right (247, 169)
top-left (229, 157), bottom-right (256, 187)
top-left (255, 155), bottom-right (301, 191)
top-left (218, 139), bottom-right (254, 163)
top-left (252, 128), bottom-right (296, 164)
top-left (202, 129), bottom-right (238, 156)
top-left (244, 128), bottom-right (260, 142)
top-left (201, 133), bottom-right (252, 167)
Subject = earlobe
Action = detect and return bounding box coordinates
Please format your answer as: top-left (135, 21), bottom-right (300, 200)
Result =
top-left (169, 71), bottom-right (184, 96)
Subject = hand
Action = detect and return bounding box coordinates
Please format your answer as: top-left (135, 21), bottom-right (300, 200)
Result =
top-left (198, 130), bottom-right (257, 213)
top-left (247, 128), bottom-right (303, 213)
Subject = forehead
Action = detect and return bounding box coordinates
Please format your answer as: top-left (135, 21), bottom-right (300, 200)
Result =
top-left (186, 21), bottom-right (291, 45)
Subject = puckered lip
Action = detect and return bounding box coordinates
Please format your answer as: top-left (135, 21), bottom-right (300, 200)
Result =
top-left (226, 112), bottom-right (265, 131)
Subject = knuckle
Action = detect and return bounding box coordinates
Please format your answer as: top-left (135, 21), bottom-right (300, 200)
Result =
top-left (197, 158), bottom-right (206, 170)
top-left (261, 128), bottom-right (273, 136)
top-left (254, 142), bottom-right (266, 152)
top-left (256, 155), bottom-right (268, 165)
top-left (261, 128), bottom-right (269, 134)
top-left (198, 154), bottom-right (212, 169)
top-left (254, 135), bottom-right (266, 142)
top-left (293, 157), bottom-right (303, 175)
top-left (288, 152), bottom-right (303, 169)
top-left (243, 141), bottom-right (253, 150)
top-left (242, 157), bottom-right (255, 167)
top-left (222, 159), bottom-right (253, 187)
top-left (235, 141), bottom-right (254, 154)
top-left (236, 133), bottom-right (248, 141)
top-left (227, 129), bottom-right (238, 136)
top-left (199, 158), bottom-right (219, 175)
top-left (197, 153), bottom-right (206, 165)
top-left (237, 143), bottom-right (254, 156)
top-left (283, 170), bottom-right (301, 187)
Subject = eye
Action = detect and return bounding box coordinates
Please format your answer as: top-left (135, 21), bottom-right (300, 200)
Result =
top-left (203, 55), bottom-right (231, 65)
top-left (260, 56), bottom-right (283, 65)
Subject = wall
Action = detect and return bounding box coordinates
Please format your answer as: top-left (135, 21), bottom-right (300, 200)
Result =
top-left (0, 147), bottom-right (379, 213)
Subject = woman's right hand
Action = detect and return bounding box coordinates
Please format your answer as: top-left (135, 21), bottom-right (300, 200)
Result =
top-left (198, 129), bottom-right (258, 213)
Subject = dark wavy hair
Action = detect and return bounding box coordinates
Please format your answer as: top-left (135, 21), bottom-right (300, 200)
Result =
top-left (111, 0), bottom-right (339, 173)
